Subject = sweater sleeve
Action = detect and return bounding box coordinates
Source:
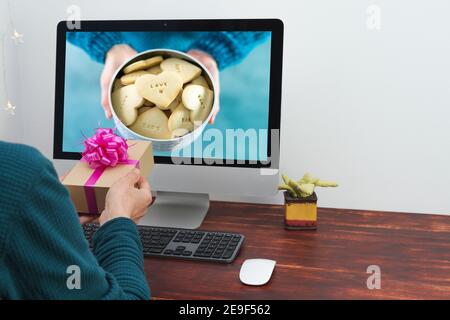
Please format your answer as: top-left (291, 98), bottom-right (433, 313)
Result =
top-left (189, 31), bottom-right (270, 70)
top-left (67, 32), bottom-right (125, 63)
top-left (2, 150), bottom-right (150, 300)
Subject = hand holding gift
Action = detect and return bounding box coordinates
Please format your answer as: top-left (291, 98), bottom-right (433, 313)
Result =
top-left (100, 168), bottom-right (152, 225)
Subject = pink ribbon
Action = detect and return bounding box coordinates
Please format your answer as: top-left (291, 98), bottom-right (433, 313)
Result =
top-left (81, 128), bottom-right (139, 214)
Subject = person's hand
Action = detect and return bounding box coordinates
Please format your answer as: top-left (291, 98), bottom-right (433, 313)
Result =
top-left (187, 49), bottom-right (220, 124)
top-left (101, 44), bottom-right (137, 119)
top-left (99, 168), bottom-right (152, 226)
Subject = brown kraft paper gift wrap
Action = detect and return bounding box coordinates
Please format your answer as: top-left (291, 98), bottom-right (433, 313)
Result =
top-left (62, 140), bottom-right (153, 214)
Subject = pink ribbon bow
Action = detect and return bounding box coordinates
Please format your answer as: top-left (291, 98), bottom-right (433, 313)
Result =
top-left (82, 128), bottom-right (129, 168)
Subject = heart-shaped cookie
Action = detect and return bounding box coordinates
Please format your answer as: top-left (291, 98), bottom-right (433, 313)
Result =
top-left (180, 121), bottom-right (194, 132)
top-left (171, 127), bottom-right (190, 138)
top-left (157, 90), bottom-right (182, 111)
top-left (147, 65), bottom-right (162, 75)
top-left (168, 103), bottom-right (191, 131)
top-left (129, 107), bottom-right (172, 139)
top-left (113, 79), bottom-right (123, 91)
top-left (161, 58), bottom-right (201, 83)
top-left (123, 56), bottom-right (163, 74)
top-left (121, 70), bottom-right (149, 85)
top-left (182, 84), bottom-right (211, 111)
top-left (190, 75), bottom-right (209, 88)
top-left (137, 105), bottom-right (152, 115)
top-left (187, 85), bottom-right (214, 123)
top-left (111, 84), bottom-right (144, 126)
top-left (135, 71), bottom-right (183, 109)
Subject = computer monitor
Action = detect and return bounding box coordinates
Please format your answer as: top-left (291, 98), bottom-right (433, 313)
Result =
top-left (54, 19), bottom-right (283, 229)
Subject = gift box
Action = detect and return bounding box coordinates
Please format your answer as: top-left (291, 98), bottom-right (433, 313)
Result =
top-left (62, 129), bottom-right (153, 215)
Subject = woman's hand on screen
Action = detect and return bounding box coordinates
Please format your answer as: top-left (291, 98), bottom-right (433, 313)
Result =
top-left (187, 49), bottom-right (220, 124)
top-left (101, 44), bottom-right (137, 119)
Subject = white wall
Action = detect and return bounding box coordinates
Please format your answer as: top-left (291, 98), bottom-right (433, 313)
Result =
top-left (0, 0), bottom-right (22, 142)
top-left (5, 0), bottom-right (450, 214)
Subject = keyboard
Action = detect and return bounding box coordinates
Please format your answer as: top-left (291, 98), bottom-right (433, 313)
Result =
top-left (82, 223), bottom-right (244, 263)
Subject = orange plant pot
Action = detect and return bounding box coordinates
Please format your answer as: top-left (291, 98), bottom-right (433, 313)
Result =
top-left (284, 192), bottom-right (317, 230)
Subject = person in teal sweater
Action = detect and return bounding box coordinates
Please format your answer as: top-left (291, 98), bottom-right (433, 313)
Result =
top-left (0, 141), bottom-right (152, 299)
top-left (67, 31), bottom-right (270, 122)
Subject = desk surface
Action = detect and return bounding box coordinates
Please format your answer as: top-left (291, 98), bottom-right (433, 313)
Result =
top-left (144, 201), bottom-right (450, 299)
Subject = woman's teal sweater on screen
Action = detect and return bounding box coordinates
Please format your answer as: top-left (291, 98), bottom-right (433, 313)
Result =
top-left (67, 31), bottom-right (270, 70)
top-left (0, 141), bottom-right (150, 300)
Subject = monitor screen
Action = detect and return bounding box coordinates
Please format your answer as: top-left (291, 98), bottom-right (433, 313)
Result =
top-left (54, 20), bottom-right (283, 167)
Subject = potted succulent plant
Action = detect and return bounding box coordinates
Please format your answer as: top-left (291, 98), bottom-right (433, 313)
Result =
top-left (278, 173), bottom-right (338, 230)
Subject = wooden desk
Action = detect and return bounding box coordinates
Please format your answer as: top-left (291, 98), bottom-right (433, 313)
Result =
top-left (144, 201), bottom-right (450, 299)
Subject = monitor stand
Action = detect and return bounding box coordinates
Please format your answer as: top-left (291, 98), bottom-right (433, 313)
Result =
top-left (138, 191), bottom-right (209, 229)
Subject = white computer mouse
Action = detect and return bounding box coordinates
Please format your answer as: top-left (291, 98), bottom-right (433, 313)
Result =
top-left (239, 259), bottom-right (276, 286)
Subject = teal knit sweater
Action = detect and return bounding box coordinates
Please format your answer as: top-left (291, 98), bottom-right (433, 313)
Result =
top-left (0, 141), bottom-right (150, 300)
top-left (67, 31), bottom-right (270, 70)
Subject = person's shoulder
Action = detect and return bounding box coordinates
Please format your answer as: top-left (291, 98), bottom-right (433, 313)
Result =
top-left (0, 141), bottom-right (50, 165)
top-left (0, 141), bottom-right (53, 186)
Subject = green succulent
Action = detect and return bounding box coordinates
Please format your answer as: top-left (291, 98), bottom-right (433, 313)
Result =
top-left (278, 173), bottom-right (338, 198)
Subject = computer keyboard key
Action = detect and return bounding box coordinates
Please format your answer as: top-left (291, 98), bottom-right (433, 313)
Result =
top-left (147, 248), bottom-right (164, 254)
top-left (222, 252), bottom-right (233, 259)
top-left (164, 249), bottom-right (173, 255)
top-left (182, 251), bottom-right (192, 256)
